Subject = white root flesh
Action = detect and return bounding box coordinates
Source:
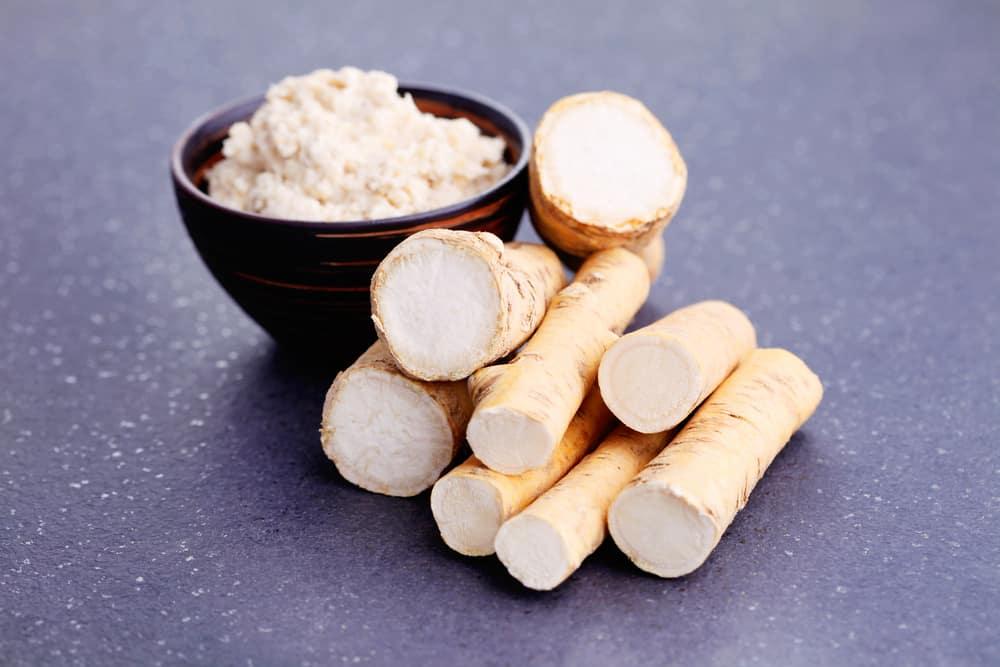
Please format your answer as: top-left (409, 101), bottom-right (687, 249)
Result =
top-left (598, 300), bottom-right (756, 433)
top-left (320, 341), bottom-right (472, 497)
top-left (608, 348), bottom-right (823, 578)
top-left (466, 248), bottom-right (650, 474)
top-left (494, 425), bottom-right (674, 590)
top-left (530, 91), bottom-right (687, 258)
top-left (371, 229), bottom-right (566, 381)
top-left (429, 389), bottom-right (614, 556)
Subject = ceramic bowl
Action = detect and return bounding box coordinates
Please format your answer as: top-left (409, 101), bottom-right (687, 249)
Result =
top-left (171, 84), bottom-right (529, 362)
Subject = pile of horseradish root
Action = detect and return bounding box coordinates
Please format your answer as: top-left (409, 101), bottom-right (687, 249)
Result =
top-left (320, 91), bottom-right (822, 591)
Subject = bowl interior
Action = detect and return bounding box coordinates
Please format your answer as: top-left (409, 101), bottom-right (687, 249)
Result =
top-left (177, 85), bottom-right (529, 231)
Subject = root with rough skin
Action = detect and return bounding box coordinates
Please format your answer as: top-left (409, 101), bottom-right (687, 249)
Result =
top-left (320, 341), bottom-right (472, 497)
top-left (608, 348), bottom-right (823, 578)
top-left (494, 424), bottom-right (675, 590)
top-left (429, 389), bottom-right (614, 556)
top-left (371, 229), bottom-right (565, 381)
top-left (599, 300), bottom-right (755, 433)
top-left (466, 247), bottom-right (650, 474)
top-left (530, 91), bottom-right (687, 259)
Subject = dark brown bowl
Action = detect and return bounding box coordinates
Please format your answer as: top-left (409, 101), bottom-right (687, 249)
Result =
top-left (171, 84), bottom-right (529, 363)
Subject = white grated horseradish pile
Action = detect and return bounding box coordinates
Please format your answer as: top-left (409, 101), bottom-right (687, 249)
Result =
top-left (206, 68), bottom-right (510, 221)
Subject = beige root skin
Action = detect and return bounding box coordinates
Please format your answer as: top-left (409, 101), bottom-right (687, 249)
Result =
top-left (429, 389), bottom-right (614, 556)
top-left (533, 233), bottom-right (665, 282)
top-left (608, 348), bottom-right (823, 578)
top-left (529, 92), bottom-right (688, 259)
top-left (598, 300), bottom-right (756, 433)
top-left (371, 229), bottom-right (566, 381)
top-left (494, 425), bottom-right (674, 590)
top-left (630, 234), bottom-right (666, 282)
top-left (466, 248), bottom-right (650, 474)
top-left (320, 341), bottom-right (473, 497)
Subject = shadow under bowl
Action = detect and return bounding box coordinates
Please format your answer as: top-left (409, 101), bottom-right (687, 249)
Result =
top-left (171, 84), bottom-right (529, 364)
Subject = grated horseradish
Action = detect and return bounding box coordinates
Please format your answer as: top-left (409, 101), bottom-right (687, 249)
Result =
top-left (207, 68), bottom-right (509, 221)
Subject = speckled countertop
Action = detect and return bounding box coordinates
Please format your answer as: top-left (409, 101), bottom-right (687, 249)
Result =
top-left (2, 1), bottom-right (998, 665)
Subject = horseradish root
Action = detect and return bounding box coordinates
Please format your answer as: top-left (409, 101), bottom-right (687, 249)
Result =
top-left (371, 230), bottom-right (565, 381)
top-left (632, 234), bottom-right (666, 282)
top-left (608, 348), bottom-right (823, 578)
top-left (536, 233), bottom-right (666, 281)
top-left (529, 92), bottom-right (687, 258)
top-left (495, 425), bottom-right (674, 590)
top-left (320, 341), bottom-right (473, 497)
top-left (466, 248), bottom-right (650, 474)
top-left (598, 300), bottom-right (756, 433)
top-left (429, 389), bottom-right (614, 556)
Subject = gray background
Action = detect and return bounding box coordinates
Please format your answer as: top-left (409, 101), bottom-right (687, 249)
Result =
top-left (2, 1), bottom-right (998, 665)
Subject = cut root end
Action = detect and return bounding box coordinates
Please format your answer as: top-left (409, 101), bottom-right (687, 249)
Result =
top-left (530, 92), bottom-right (687, 257)
top-left (598, 335), bottom-right (701, 433)
top-left (372, 236), bottom-right (502, 380)
top-left (608, 483), bottom-right (717, 578)
top-left (322, 369), bottom-right (456, 497)
top-left (494, 514), bottom-right (573, 591)
top-left (429, 474), bottom-right (504, 556)
top-left (466, 407), bottom-right (555, 474)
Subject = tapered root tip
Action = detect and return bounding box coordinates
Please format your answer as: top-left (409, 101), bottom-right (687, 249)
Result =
top-left (467, 408), bottom-right (555, 474)
top-left (495, 514), bottom-right (572, 591)
top-left (322, 369), bottom-right (454, 497)
top-left (598, 335), bottom-right (701, 433)
top-left (608, 484), bottom-right (717, 578)
top-left (430, 475), bottom-right (505, 557)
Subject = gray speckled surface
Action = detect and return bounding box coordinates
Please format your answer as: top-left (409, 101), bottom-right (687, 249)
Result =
top-left (2, 1), bottom-right (998, 665)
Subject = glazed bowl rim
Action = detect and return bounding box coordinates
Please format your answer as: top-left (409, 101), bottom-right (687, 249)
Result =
top-left (170, 81), bottom-right (531, 233)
